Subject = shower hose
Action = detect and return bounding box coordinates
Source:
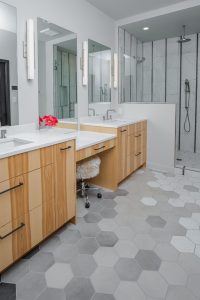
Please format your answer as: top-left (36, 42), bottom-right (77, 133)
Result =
top-left (184, 93), bottom-right (191, 133)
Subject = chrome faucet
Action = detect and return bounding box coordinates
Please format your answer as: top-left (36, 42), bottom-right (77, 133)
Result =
top-left (105, 109), bottom-right (116, 120)
top-left (89, 108), bottom-right (96, 116)
top-left (0, 129), bottom-right (7, 139)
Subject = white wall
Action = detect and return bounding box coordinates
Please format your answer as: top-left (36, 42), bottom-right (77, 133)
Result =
top-left (3, 0), bottom-right (115, 125)
top-left (118, 103), bottom-right (176, 172)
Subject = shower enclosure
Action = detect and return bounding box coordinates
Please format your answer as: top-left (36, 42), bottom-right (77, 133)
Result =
top-left (119, 27), bottom-right (200, 171)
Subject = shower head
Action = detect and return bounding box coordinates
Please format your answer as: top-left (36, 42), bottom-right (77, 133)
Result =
top-left (177, 25), bottom-right (191, 43)
top-left (133, 56), bottom-right (146, 63)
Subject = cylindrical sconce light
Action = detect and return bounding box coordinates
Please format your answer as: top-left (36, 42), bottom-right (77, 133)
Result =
top-left (113, 53), bottom-right (118, 89)
top-left (82, 41), bottom-right (88, 86)
top-left (26, 19), bottom-right (35, 80)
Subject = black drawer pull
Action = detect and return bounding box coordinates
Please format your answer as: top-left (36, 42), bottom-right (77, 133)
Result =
top-left (120, 129), bottom-right (127, 133)
top-left (94, 146), bottom-right (106, 151)
top-left (135, 152), bottom-right (142, 157)
top-left (0, 182), bottom-right (23, 196)
top-left (135, 134), bottom-right (142, 138)
top-left (60, 146), bottom-right (72, 151)
top-left (0, 223), bottom-right (25, 240)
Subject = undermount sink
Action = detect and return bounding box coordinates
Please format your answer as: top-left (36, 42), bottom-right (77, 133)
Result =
top-left (103, 119), bottom-right (127, 123)
top-left (0, 138), bottom-right (32, 153)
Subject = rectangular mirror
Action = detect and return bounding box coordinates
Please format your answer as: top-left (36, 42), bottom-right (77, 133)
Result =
top-left (0, 1), bottom-right (18, 126)
top-left (88, 39), bottom-right (111, 116)
top-left (37, 18), bottom-right (77, 128)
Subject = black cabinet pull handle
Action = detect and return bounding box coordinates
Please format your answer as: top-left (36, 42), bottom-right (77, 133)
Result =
top-left (0, 223), bottom-right (25, 240)
top-left (94, 146), bottom-right (105, 151)
top-left (120, 129), bottom-right (127, 133)
top-left (135, 152), bottom-right (142, 157)
top-left (0, 182), bottom-right (23, 196)
top-left (60, 146), bottom-right (72, 151)
top-left (135, 134), bottom-right (142, 138)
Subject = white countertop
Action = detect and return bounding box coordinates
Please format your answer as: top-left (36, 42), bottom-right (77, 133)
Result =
top-left (80, 117), bottom-right (146, 128)
top-left (0, 127), bottom-right (116, 159)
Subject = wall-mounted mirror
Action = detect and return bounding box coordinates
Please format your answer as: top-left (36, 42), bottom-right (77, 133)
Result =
top-left (0, 1), bottom-right (18, 126)
top-left (88, 39), bottom-right (111, 116)
top-left (37, 18), bottom-right (77, 128)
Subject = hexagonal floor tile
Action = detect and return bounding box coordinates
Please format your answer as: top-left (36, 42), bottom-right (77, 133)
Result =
top-left (138, 271), bottom-right (168, 299)
top-left (186, 230), bottom-right (200, 244)
top-left (37, 288), bottom-right (66, 300)
top-left (17, 272), bottom-right (46, 300)
top-left (96, 231), bottom-right (118, 247)
top-left (147, 181), bottom-right (160, 188)
top-left (154, 243), bottom-right (179, 261)
top-left (140, 197), bottom-right (157, 206)
top-left (77, 223), bottom-right (101, 237)
top-left (94, 247), bottom-right (119, 267)
top-left (114, 258), bottom-right (142, 281)
top-left (91, 267), bottom-right (120, 294)
top-left (114, 225), bottom-right (135, 240)
top-left (134, 234), bottom-right (156, 250)
top-left (184, 185), bottom-right (199, 192)
top-left (84, 213), bottom-right (102, 223)
top-left (77, 238), bottom-right (99, 255)
top-left (166, 286), bottom-right (197, 300)
top-left (188, 274), bottom-right (200, 298)
top-left (192, 213), bottom-right (200, 225)
top-left (114, 241), bottom-right (138, 258)
top-left (65, 278), bottom-right (94, 300)
top-left (168, 198), bottom-right (185, 208)
top-left (159, 262), bottom-right (187, 285)
top-left (98, 219), bottom-right (117, 231)
top-left (135, 250), bottom-right (161, 271)
top-left (179, 218), bottom-right (199, 230)
top-left (29, 252), bottom-right (54, 272)
top-left (171, 236), bottom-right (195, 253)
top-left (115, 282), bottom-right (146, 300)
top-left (100, 208), bottom-right (117, 219)
top-left (71, 254), bottom-right (97, 277)
top-left (92, 294), bottom-right (115, 300)
top-left (58, 229), bottom-right (82, 244)
top-left (45, 263), bottom-right (73, 289)
top-left (0, 283), bottom-right (16, 300)
top-left (53, 244), bottom-right (78, 263)
top-left (146, 216), bottom-right (166, 228)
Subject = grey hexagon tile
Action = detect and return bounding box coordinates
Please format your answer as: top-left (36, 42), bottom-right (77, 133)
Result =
top-left (179, 217), bottom-right (199, 230)
top-left (29, 252), bottom-right (54, 272)
top-left (91, 267), bottom-right (120, 294)
top-left (115, 282), bottom-right (145, 300)
top-left (113, 225), bottom-right (135, 240)
top-left (102, 192), bottom-right (117, 200)
top-left (96, 231), bottom-right (118, 247)
top-left (1, 259), bottom-right (29, 284)
top-left (98, 219), bottom-right (118, 231)
top-left (135, 250), bottom-right (161, 271)
top-left (146, 216), bottom-right (166, 228)
top-left (71, 254), bottom-right (97, 277)
top-left (154, 243), bottom-right (179, 261)
top-left (53, 244), bottom-right (78, 263)
top-left (23, 246), bottom-right (40, 259)
top-left (40, 236), bottom-right (61, 253)
top-left (101, 199), bottom-right (117, 208)
top-left (45, 263), bottom-right (73, 289)
top-left (138, 271), bottom-right (168, 299)
top-left (84, 213), bottom-right (102, 223)
top-left (171, 236), bottom-right (195, 253)
top-left (186, 230), bottom-right (200, 244)
top-left (192, 213), bottom-right (200, 225)
top-left (159, 261), bottom-right (187, 285)
top-left (100, 208), bottom-right (117, 219)
top-left (77, 223), bottom-right (101, 237)
top-left (187, 274), bottom-right (200, 298)
top-left (0, 283), bottom-right (16, 300)
top-left (166, 286), bottom-right (197, 300)
top-left (114, 258), bottom-right (142, 281)
top-left (114, 241), bottom-right (138, 258)
top-left (65, 278), bottom-right (94, 300)
top-left (184, 185), bottom-right (199, 192)
top-left (134, 234), bottom-right (156, 250)
top-left (92, 294), bottom-right (115, 300)
top-left (77, 237), bottom-right (99, 255)
top-left (178, 253), bottom-right (200, 274)
top-left (147, 181), bottom-right (160, 188)
top-left (58, 229), bottom-right (82, 244)
top-left (141, 197), bottom-right (157, 206)
top-left (17, 272), bottom-right (46, 300)
top-left (94, 247), bottom-right (119, 267)
top-left (37, 288), bottom-right (66, 300)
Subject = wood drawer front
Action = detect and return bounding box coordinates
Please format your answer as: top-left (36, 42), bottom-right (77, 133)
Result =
top-left (0, 175), bottom-right (28, 228)
top-left (128, 130), bottom-right (146, 156)
top-left (0, 146), bottom-right (54, 183)
top-left (118, 126), bottom-right (128, 136)
top-left (76, 139), bottom-right (115, 162)
top-left (127, 148), bottom-right (146, 175)
top-left (0, 213), bottom-right (30, 272)
top-left (128, 121), bottom-right (147, 136)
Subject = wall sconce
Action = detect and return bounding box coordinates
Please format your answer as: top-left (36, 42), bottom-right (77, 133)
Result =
top-left (82, 41), bottom-right (88, 86)
top-left (26, 19), bottom-right (35, 80)
top-left (113, 53), bottom-right (118, 89)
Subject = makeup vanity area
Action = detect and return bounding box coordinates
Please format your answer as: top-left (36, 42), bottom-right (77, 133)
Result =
top-left (0, 10), bottom-right (147, 273)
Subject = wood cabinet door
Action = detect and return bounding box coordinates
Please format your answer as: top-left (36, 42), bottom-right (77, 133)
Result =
top-left (54, 140), bottom-right (76, 228)
top-left (118, 127), bottom-right (128, 182)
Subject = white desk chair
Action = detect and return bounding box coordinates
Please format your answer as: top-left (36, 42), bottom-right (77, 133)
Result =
top-left (77, 156), bottom-right (102, 208)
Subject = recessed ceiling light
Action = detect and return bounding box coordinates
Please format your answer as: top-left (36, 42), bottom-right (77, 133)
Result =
top-left (143, 27), bottom-right (149, 31)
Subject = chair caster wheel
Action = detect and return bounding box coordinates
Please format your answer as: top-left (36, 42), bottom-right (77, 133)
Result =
top-left (97, 193), bottom-right (102, 199)
top-left (85, 202), bottom-right (90, 209)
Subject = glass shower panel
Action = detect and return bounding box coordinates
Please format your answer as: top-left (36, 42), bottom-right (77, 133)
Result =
top-left (153, 40), bottom-right (165, 102)
top-left (143, 42), bottom-right (152, 102)
top-left (124, 31), bottom-right (131, 102)
top-left (136, 40), bottom-right (143, 102)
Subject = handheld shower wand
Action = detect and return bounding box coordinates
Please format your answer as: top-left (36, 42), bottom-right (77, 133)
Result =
top-left (184, 79), bottom-right (191, 133)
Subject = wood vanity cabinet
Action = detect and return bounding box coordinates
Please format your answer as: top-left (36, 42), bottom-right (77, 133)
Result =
top-left (81, 120), bottom-right (147, 183)
top-left (0, 140), bottom-right (76, 272)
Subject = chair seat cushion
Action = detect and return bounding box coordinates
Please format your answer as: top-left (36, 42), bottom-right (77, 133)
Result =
top-left (77, 156), bottom-right (101, 180)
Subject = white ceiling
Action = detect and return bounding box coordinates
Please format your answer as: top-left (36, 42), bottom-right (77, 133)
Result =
top-left (122, 5), bottom-right (200, 42)
top-left (86, 0), bottom-right (186, 20)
